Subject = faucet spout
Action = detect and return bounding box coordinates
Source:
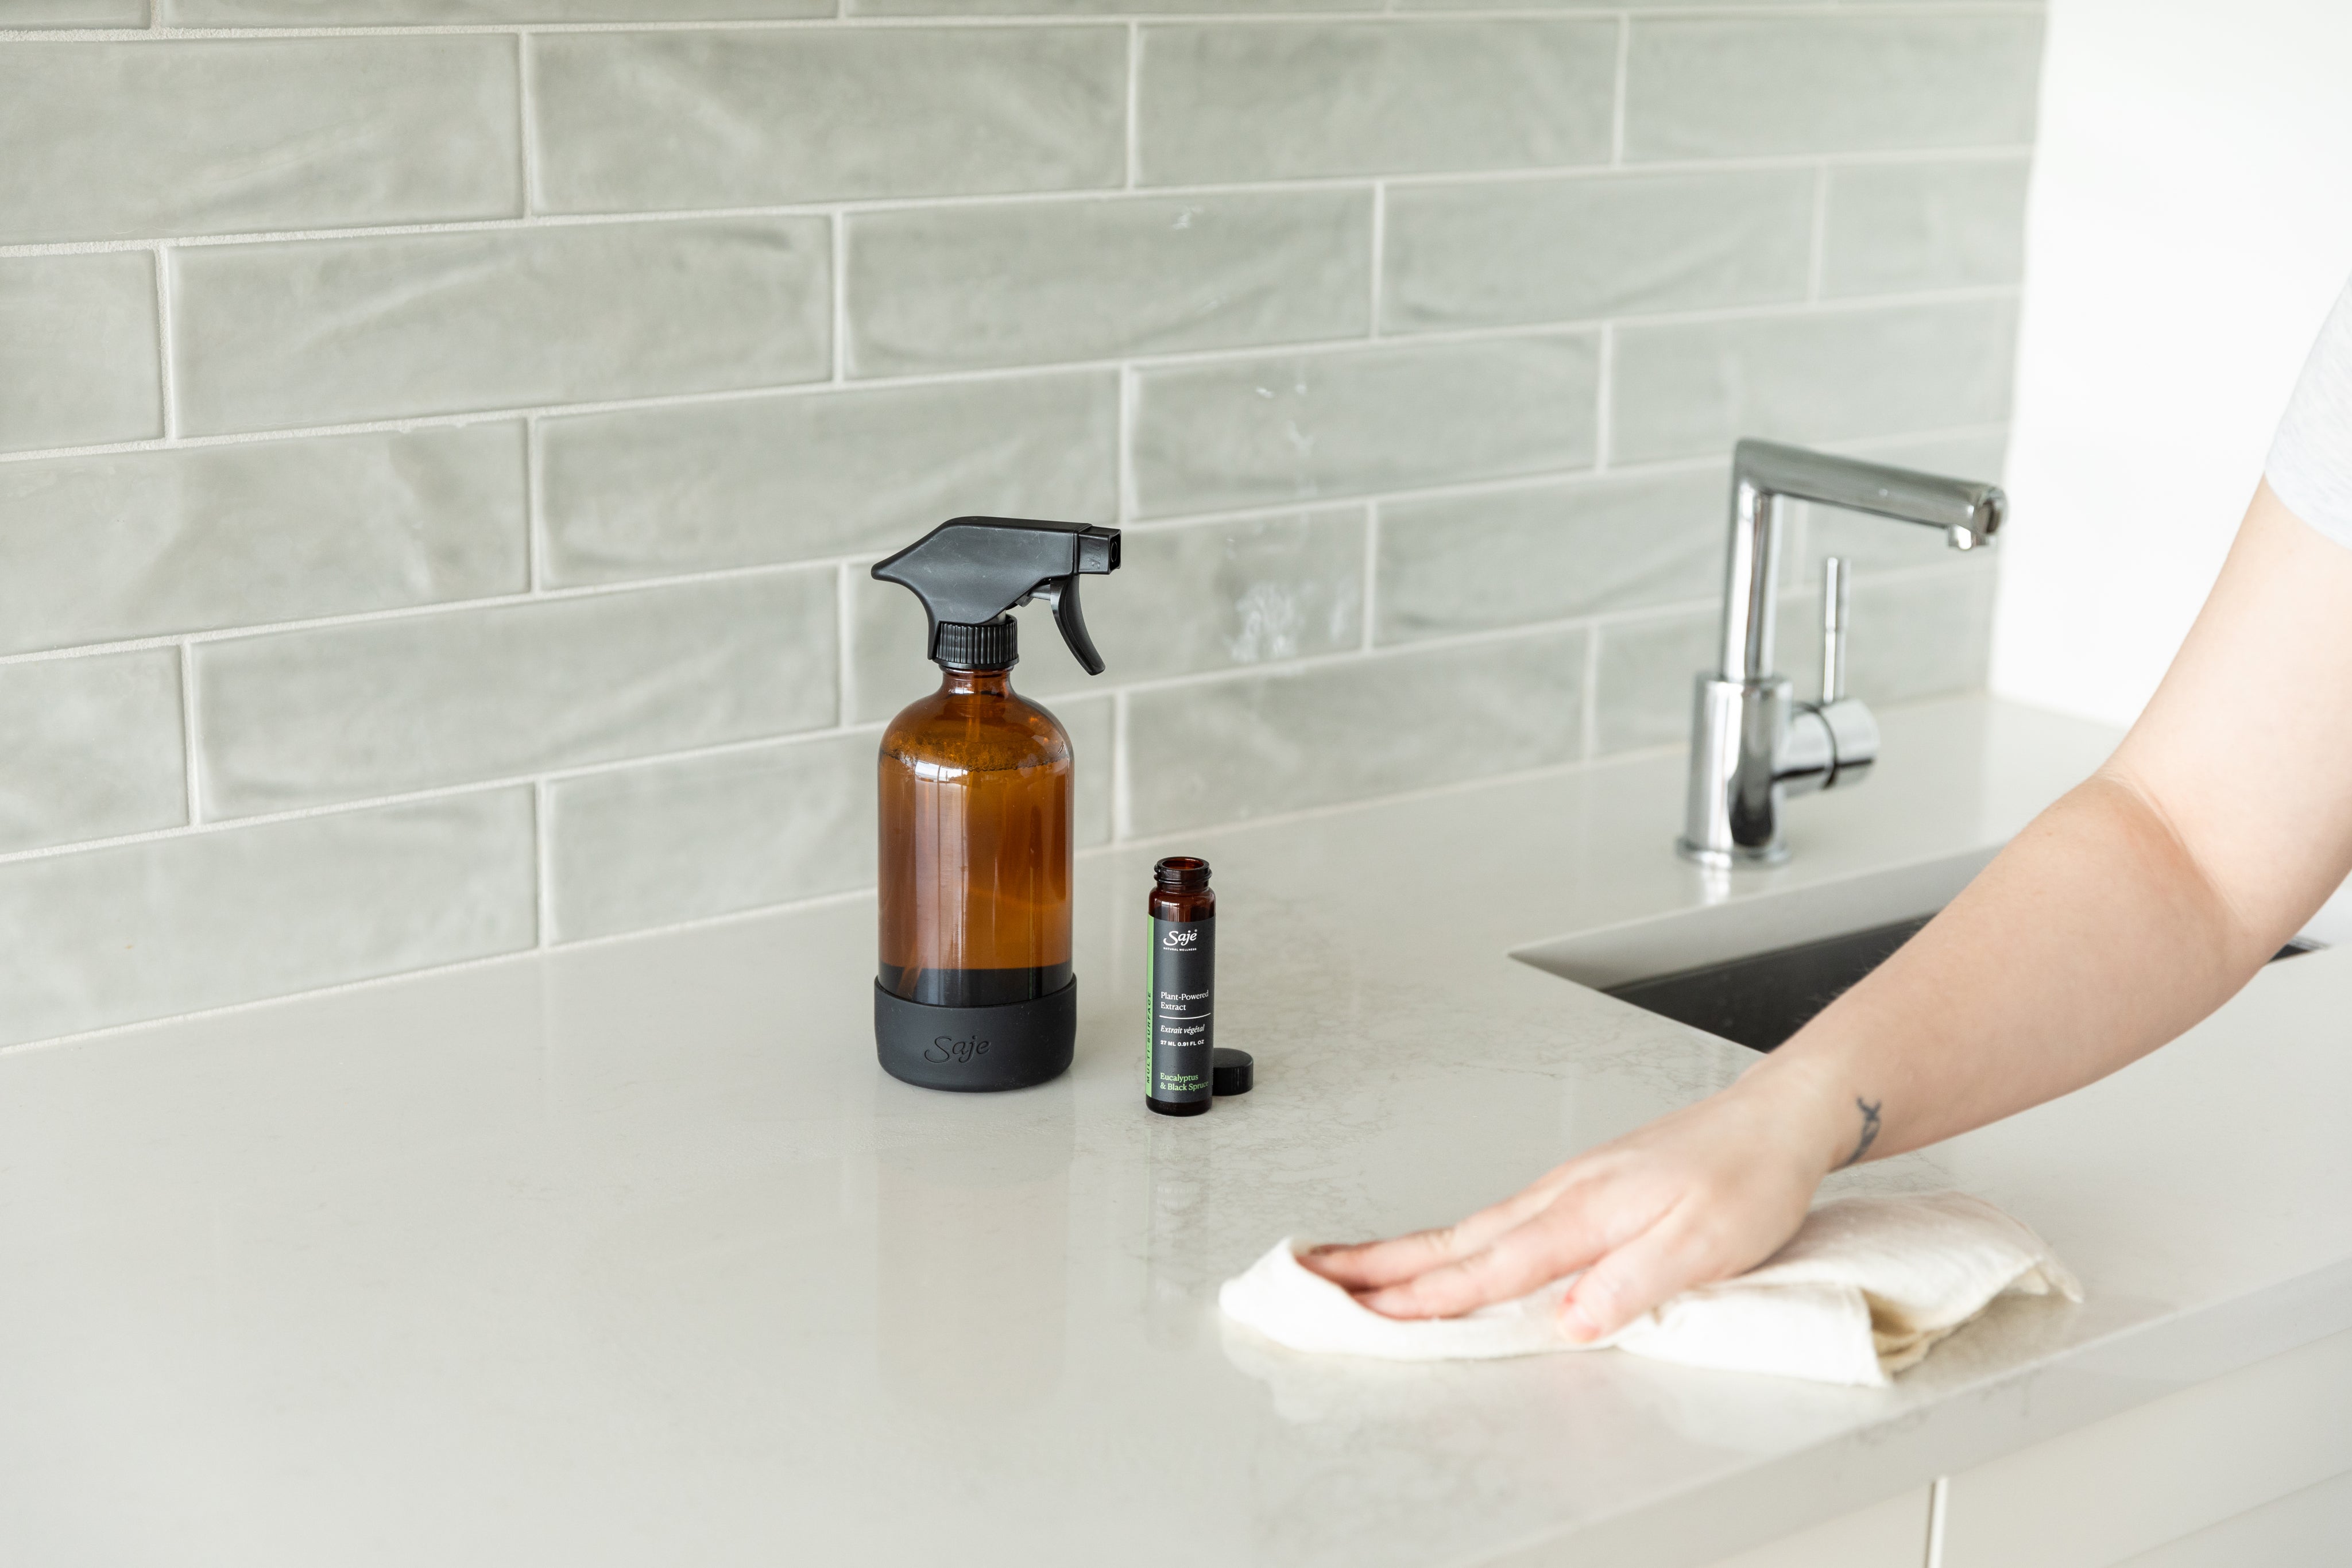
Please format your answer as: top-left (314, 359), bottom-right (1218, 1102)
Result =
top-left (1680, 440), bottom-right (2005, 868)
top-left (1719, 440), bottom-right (2005, 684)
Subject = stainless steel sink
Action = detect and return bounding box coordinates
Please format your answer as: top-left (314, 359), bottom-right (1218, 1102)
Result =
top-left (1517, 850), bottom-right (2323, 1053)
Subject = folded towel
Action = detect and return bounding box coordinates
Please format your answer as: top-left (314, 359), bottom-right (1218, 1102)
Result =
top-left (1217, 1191), bottom-right (2081, 1387)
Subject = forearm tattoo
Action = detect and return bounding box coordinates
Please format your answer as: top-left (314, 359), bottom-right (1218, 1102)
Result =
top-left (1839, 1097), bottom-right (1883, 1168)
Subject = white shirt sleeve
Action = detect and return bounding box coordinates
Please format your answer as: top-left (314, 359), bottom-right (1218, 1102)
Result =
top-left (2268, 278), bottom-right (2352, 547)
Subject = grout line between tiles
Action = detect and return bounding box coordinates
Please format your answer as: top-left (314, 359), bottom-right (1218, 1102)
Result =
top-left (177, 641), bottom-right (201, 825)
top-left (1360, 504), bottom-right (1380, 653)
top-left (0, 557), bottom-right (844, 668)
top-left (5, 733), bottom-right (1650, 1055)
top-left (1116, 364), bottom-right (1139, 523)
top-left (0, 686), bottom-right (1999, 1056)
top-left (514, 30), bottom-right (539, 217)
top-left (532, 779), bottom-right (553, 948)
top-left (0, 419), bottom-right (2011, 671)
top-left (0, 5), bottom-right (2052, 45)
top-left (1592, 323), bottom-right (1614, 473)
top-left (1097, 729), bottom-right (1699, 860)
top-left (1808, 162), bottom-right (1831, 302)
top-left (0, 287), bottom-right (2024, 470)
top-left (0, 6), bottom-right (2051, 43)
top-left (0, 549), bottom-right (1995, 870)
top-left (523, 416), bottom-right (544, 593)
top-left (0, 719), bottom-right (879, 868)
top-left (830, 211), bottom-right (849, 382)
top-left (1110, 687), bottom-right (1131, 843)
top-left (1367, 181), bottom-right (1386, 338)
top-left (834, 562), bottom-right (856, 726)
top-left (0, 145), bottom-right (2041, 260)
top-left (149, 243), bottom-right (176, 441)
top-left (1610, 14), bottom-right (1630, 166)
top-left (1124, 22), bottom-right (1141, 190)
top-left (0, 942), bottom-right (562, 1058)
top-left (0, 468), bottom-right (1643, 667)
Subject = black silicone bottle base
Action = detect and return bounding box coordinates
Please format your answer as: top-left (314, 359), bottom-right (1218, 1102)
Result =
top-left (1145, 1095), bottom-right (1209, 1118)
top-left (875, 977), bottom-right (1076, 1092)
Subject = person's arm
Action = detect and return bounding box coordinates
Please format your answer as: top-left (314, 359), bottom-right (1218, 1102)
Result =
top-left (1305, 483), bottom-right (2352, 1340)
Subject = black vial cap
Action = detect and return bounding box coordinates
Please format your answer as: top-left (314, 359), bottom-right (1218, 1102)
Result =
top-left (1212, 1047), bottom-right (1253, 1096)
top-left (934, 615), bottom-right (1018, 670)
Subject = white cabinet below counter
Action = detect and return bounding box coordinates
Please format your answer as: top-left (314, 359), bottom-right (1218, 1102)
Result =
top-left (1707, 1324), bottom-right (2352, 1568)
top-left (1705, 1486), bottom-right (1933, 1568)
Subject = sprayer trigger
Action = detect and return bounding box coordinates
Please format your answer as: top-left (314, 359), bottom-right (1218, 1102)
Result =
top-left (1035, 576), bottom-right (1104, 676)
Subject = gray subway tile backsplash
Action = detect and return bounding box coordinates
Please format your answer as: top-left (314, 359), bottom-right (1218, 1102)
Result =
top-left (3, 1), bottom-right (148, 22)
top-left (532, 28), bottom-right (1123, 214)
top-left (0, 38), bottom-right (520, 245)
top-left (0, 252), bottom-right (161, 454)
top-left (1592, 607), bottom-right (1716, 758)
top-left (195, 570), bottom-right (836, 818)
top-left (849, 508), bottom-right (1367, 722)
top-left (1625, 16), bottom-right (2044, 160)
top-left (0, 789), bottom-right (535, 1048)
top-left (0, 650), bottom-right (186, 856)
top-left (853, 0), bottom-right (1356, 12)
top-left (1833, 565), bottom-right (1998, 707)
top-left (848, 576), bottom-right (953, 727)
top-left (1376, 466), bottom-right (1730, 645)
top-left (1594, 563), bottom-right (1997, 758)
top-left (172, 219), bottom-right (830, 436)
top-left (543, 686), bottom-right (1109, 940)
top-left (1764, 564), bottom-right (1997, 708)
top-left (845, 191), bottom-right (1371, 378)
top-left (1132, 335), bottom-right (1599, 518)
top-left (1059, 692), bottom-right (1114, 850)
top-left (549, 729), bottom-right (878, 943)
top-left (550, 695), bottom-right (1116, 944)
top-left (1381, 169), bottom-right (1813, 335)
top-left (1124, 629), bottom-right (1588, 836)
top-left (539, 374), bottom-right (1116, 587)
top-left (0, 425), bottom-right (527, 655)
top-left (0, 10), bottom-right (2047, 1040)
top-left (169, 0), bottom-right (825, 20)
top-left (1610, 299), bottom-right (2020, 467)
top-left (1821, 159), bottom-right (2034, 299)
top-left (1136, 20), bottom-right (1615, 184)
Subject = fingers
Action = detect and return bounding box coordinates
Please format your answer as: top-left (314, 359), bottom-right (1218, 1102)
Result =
top-left (1353, 1184), bottom-right (1631, 1320)
top-left (1300, 1172), bottom-right (1575, 1292)
top-left (1555, 1206), bottom-right (1717, 1343)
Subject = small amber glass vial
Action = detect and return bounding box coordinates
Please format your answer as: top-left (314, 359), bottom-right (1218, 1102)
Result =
top-left (1145, 857), bottom-right (1215, 1117)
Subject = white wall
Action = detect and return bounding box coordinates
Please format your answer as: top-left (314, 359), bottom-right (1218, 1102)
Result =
top-left (1994, 0), bottom-right (2352, 727)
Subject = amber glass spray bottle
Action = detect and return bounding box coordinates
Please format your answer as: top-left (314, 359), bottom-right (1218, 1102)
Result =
top-left (869, 517), bottom-right (1121, 1091)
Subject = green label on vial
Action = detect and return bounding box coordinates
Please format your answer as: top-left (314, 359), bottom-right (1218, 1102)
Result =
top-left (1147, 916), bottom-right (1214, 1103)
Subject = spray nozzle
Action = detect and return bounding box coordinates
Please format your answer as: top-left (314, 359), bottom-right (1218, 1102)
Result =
top-left (871, 517), bottom-right (1122, 673)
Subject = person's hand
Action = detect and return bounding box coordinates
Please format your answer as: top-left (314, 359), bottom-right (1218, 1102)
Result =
top-left (1299, 1070), bottom-right (1845, 1342)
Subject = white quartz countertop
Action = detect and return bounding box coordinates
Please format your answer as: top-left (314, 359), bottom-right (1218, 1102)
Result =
top-left (7, 697), bottom-right (2352, 1568)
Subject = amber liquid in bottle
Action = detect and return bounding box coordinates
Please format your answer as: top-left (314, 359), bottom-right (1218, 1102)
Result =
top-left (877, 665), bottom-right (1073, 1009)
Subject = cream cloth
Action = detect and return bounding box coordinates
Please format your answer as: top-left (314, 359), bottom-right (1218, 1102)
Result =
top-left (1218, 1191), bottom-right (2080, 1387)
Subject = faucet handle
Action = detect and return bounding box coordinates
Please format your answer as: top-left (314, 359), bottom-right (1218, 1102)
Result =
top-left (1819, 556), bottom-right (1850, 704)
top-left (1805, 555), bottom-right (1877, 789)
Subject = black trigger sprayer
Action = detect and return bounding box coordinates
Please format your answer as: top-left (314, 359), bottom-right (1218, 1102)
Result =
top-left (868, 517), bottom-right (1121, 1091)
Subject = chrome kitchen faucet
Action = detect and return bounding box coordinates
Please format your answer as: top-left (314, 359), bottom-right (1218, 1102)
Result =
top-left (1678, 440), bottom-right (2006, 867)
